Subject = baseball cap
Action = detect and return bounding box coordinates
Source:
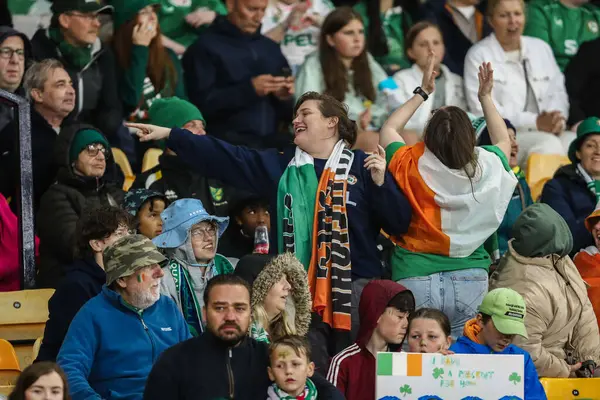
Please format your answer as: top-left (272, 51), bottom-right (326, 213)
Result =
top-left (51, 0), bottom-right (114, 15)
top-left (103, 234), bottom-right (167, 286)
top-left (478, 288), bottom-right (528, 339)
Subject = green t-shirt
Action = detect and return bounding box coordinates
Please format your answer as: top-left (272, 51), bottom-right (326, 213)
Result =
top-left (524, 0), bottom-right (600, 71)
top-left (353, 1), bottom-right (412, 72)
top-left (158, 0), bottom-right (228, 48)
top-left (385, 142), bottom-right (510, 280)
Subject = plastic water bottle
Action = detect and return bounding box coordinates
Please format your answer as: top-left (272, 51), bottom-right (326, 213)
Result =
top-left (253, 225), bottom-right (270, 254)
top-left (378, 77), bottom-right (403, 112)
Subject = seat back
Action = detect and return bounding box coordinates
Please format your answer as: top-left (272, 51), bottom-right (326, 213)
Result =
top-left (111, 148), bottom-right (135, 191)
top-left (141, 148), bottom-right (163, 173)
top-left (0, 290), bottom-right (54, 369)
top-left (540, 377), bottom-right (600, 399)
top-left (0, 339), bottom-right (20, 393)
top-left (526, 153), bottom-right (570, 201)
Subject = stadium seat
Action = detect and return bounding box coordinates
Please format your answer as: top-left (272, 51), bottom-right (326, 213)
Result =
top-left (31, 337), bottom-right (42, 362)
top-left (540, 377), bottom-right (600, 399)
top-left (0, 290), bottom-right (53, 369)
top-left (0, 339), bottom-right (20, 394)
top-left (526, 153), bottom-right (570, 201)
top-left (142, 148), bottom-right (163, 173)
top-left (111, 148), bottom-right (135, 191)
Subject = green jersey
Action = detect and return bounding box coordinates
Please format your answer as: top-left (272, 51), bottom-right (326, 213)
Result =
top-left (353, 1), bottom-right (412, 73)
top-left (158, 0), bottom-right (228, 48)
top-left (524, 0), bottom-right (600, 71)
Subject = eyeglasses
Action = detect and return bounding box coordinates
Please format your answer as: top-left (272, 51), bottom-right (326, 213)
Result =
top-left (0, 48), bottom-right (25, 60)
top-left (190, 226), bottom-right (217, 239)
top-left (84, 143), bottom-right (109, 159)
top-left (67, 12), bottom-right (100, 22)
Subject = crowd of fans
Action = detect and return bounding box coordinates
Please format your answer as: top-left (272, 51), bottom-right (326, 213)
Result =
top-left (1, 0), bottom-right (600, 399)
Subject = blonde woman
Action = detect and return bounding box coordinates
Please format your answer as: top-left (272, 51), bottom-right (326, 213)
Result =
top-left (234, 253), bottom-right (311, 343)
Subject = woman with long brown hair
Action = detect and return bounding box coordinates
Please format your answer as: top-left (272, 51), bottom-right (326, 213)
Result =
top-left (111, 0), bottom-right (185, 122)
top-left (295, 7), bottom-right (388, 151)
top-left (380, 55), bottom-right (517, 340)
top-left (9, 362), bottom-right (70, 400)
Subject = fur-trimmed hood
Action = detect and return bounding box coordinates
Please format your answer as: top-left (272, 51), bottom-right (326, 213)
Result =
top-left (250, 253), bottom-right (312, 337)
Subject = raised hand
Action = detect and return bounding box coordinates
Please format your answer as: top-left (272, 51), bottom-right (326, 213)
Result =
top-left (132, 20), bottom-right (157, 47)
top-left (364, 145), bottom-right (387, 187)
top-left (478, 62), bottom-right (494, 99)
top-left (126, 122), bottom-right (171, 142)
top-left (421, 50), bottom-right (437, 95)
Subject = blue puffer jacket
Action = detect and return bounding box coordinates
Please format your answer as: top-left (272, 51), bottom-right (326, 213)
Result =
top-left (450, 336), bottom-right (547, 400)
top-left (57, 286), bottom-right (191, 400)
top-left (541, 164), bottom-right (595, 255)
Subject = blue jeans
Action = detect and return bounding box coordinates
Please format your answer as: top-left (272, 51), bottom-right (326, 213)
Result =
top-left (398, 268), bottom-right (489, 341)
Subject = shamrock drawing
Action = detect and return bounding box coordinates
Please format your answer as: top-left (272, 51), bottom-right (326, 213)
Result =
top-left (432, 367), bottom-right (445, 379)
top-left (508, 372), bottom-right (522, 385)
top-left (399, 384), bottom-right (412, 397)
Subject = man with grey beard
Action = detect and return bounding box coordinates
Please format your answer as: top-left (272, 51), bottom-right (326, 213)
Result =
top-left (57, 234), bottom-right (191, 400)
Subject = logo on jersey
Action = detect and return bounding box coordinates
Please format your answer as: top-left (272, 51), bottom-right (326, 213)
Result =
top-left (169, 0), bottom-right (192, 6)
top-left (588, 21), bottom-right (599, 33)
top-left (347, 175), bottom-right (357, 185)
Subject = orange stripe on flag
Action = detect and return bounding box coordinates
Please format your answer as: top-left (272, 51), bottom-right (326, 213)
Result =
top-left (407, 353), bottom-right (422, 377)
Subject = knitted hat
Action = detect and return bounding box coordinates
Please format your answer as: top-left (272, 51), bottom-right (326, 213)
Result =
top-left (568, 117), bottom-right (600, 163)
top-left (149, 97), bottom-right (206, 129)
top-left (110, 0), bottom-right (160, 30)
top-left (234, 254), bottom-right (273, 286)
top-left (123, 188), bottom-right (167, 216)
top-left (243, 253), bottom-right (312, 337)
top-left (469, 115), bottom-right (517, 146)
top-left (69, 129), bottom-right (109, 163)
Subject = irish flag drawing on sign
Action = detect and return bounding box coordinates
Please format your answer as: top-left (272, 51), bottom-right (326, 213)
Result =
top-left (376, 352), bottom-right (524, 399)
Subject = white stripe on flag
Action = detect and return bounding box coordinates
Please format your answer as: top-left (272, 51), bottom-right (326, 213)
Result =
top-left (392, 353), bottom-right (407, 376)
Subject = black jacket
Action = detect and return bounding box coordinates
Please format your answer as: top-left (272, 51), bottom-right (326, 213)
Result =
top-left (29, 28), bottom-right (122, 138)
top-left (36, 257), bottom-right (105, 362)
top-left (565, 37), bottom-right (600, 126)
top-left (36, 124), bottom-right (123, 288)
top-left (182, 16), bottom-right (293, 147)
top-left (144, 333), bottom-right (343, 400)
top-left (0, 108), bottom-right (63, 212)
top-left (131, 153), bottom-right (231, 217)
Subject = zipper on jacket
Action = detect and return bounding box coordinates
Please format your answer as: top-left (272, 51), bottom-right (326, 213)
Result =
top-left (140, 314), bottom-right (157, 362)
top-left (227, 348), bottom-right (234, 399)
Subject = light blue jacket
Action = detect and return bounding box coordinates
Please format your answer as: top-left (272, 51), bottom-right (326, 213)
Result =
top-left (57, 286), bottom-right (191, 400)
top-left (450, 336), bottom-right (547, 400)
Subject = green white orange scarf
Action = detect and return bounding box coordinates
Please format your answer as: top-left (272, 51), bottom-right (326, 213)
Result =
top-left (277, 141), bottom-right (354, 331)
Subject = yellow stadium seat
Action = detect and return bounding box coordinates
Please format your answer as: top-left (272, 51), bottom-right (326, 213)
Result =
top-left (526, 153), bottom-right (571, 201)
top-left (0, 289), bottom-right (54, 369)
top-left (0, 339), bottom-right (20, 392)
top-left (111, 148), bottom-right (136, 191)
top-left (31, 337), bottom-right (42, 362)
top-left (540, 377), bottom-right (600, 399)
top-left (141, 148), bottom-right (163, 173)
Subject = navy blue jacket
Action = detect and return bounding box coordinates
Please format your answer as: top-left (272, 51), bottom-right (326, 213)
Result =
top-left (166, 128), bottom-right (412, 280)
top-left (541, 164), bottom-right (595, 255)
top-left (57, 286), bottom-right (191, 400)
top-left (36, 258), bottom-right (105, 363)
top-left (423, 2), bottom-right (492, 76)
top-left (182, 16), bottom-right (293, 145)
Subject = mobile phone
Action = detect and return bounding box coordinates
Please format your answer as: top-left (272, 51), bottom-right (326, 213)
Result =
top-left (279, 67), bottom-right (292, 78)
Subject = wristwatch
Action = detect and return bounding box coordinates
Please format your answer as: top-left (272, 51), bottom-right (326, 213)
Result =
top-left (413, 86), bottom-right (429, 101)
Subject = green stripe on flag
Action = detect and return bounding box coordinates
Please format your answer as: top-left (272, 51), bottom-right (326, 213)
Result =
top-left (377, 353), bottom-right (393, 376)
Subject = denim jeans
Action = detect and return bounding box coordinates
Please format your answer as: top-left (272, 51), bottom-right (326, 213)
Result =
top-left (398, 268), bottom-right (489, 340)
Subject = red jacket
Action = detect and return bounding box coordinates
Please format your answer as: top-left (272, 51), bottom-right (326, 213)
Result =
top-left (326, 280), bottom-right (412, 400)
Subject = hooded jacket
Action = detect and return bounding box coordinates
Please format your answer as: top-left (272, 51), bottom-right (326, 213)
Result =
top-left (541, 164), bottom-right (596, 255)
top-left (36, 257), bottom-right (105, 362)
top-left (36, 124), bottom-right (124, 288)
top-left (29, 28), bottom-right (122, 138)
top-left (450, 323), bottom-right (547, 400)
top-left (326, 280), bottom-right (413, 400)
top-left (490, 204), bottom-right (600, 378)
top-left (236, 253), bottom-right (311, 343)
top-left (0, 26), bottom-right (31, 132)
top-left (181, 16), bottom-right (293, 145)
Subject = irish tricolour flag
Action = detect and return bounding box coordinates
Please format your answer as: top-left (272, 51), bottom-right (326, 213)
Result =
top-left (377, 353), bottom-right (423, 377)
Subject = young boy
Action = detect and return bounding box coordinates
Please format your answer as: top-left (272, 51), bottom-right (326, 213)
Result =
top-left (123, 188), bottom-right (168, 240)
top-left (327, 280), bottom-right (415, 400)
top-left (450, 288), bottom-right (547, 400)
top-left (268, 335), bottom-right (317, 400)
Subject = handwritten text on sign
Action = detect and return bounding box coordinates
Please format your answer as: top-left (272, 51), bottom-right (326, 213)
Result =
top-left (376, 352), bottom-right (524, 400)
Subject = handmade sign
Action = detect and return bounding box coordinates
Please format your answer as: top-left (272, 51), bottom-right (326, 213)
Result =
top-left (376, 352), bottom-right (524, 400)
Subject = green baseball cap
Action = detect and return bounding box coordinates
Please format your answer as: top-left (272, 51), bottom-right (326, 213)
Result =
top-left (111, 0), bottom-right (161, 30)
top-left (103, 234), bottom-right (167, 286)
top-left (478, 288), bottom-right (528, 339)
top-left (568, 117), bottom-right (600, 163)
top-left (51, 0), bottom-right (114, 15)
